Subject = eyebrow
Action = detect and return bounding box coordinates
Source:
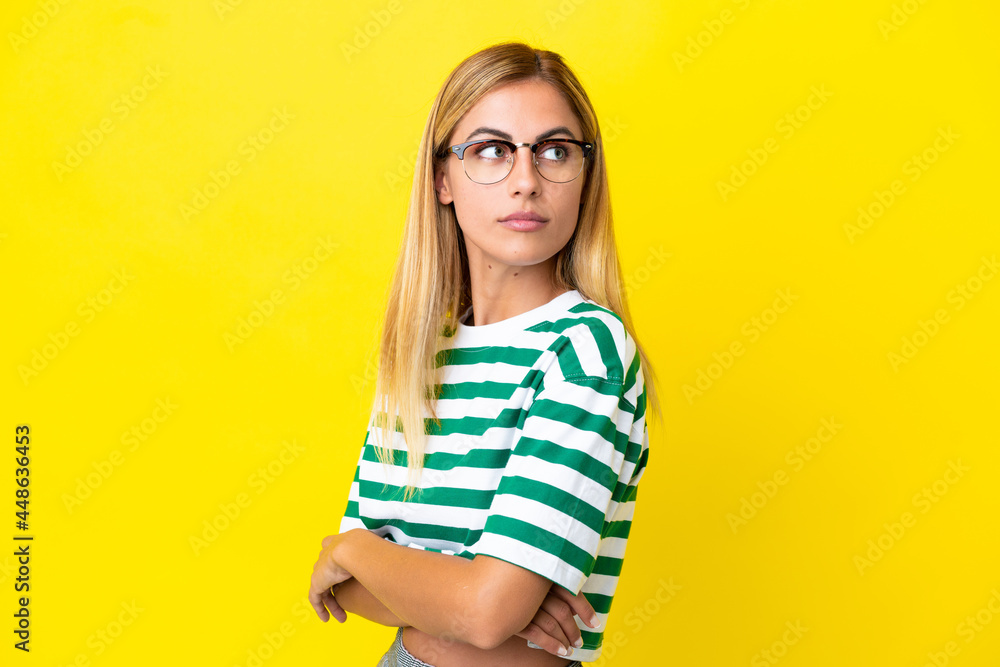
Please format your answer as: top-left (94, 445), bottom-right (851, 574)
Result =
top-left (463, 125), bottom-right (578, 142)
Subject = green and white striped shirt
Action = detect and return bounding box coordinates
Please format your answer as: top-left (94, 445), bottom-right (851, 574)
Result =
top-left (339, 289), bottom-right (650, 662)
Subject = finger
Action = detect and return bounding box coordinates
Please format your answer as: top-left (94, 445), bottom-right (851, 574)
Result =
top-left (515, 618), bottom-right (571, 658)
top-left (551, 585), bottom-right (599, 629)
top-left (308, 590), bottom-right (330, 622)
top-left (527, 608), bottom-right (572, 651)
top-left (538, 595), bottom-right (583, 649)
top-left (322, 589), bottom-right (347, 623)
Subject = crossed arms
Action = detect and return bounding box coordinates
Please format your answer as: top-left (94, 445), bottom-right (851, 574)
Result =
top-left (312, 528), bottom-right (597, 653)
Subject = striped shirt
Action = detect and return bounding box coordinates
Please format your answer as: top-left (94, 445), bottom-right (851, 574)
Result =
top-left (339, 289), bottom-right (650, 662)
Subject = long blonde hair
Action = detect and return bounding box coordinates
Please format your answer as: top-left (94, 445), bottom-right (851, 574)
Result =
top-left (369, 40), bottom-right (663, 501)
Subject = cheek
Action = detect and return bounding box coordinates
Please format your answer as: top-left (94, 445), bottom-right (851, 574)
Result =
top-left (452, 201), bottom-right (480, 234)
top-left (558, 186), bottom-right (585, 222)
top-left (452, 184), bottom-right (498, 224)
top-left (451, 190), bottom-right (494, 240)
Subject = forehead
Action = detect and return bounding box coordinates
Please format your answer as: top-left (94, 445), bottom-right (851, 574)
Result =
top-left (452, 79), bottom-right (582, 140)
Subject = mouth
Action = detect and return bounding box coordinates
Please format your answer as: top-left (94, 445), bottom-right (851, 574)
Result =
top-left (498, 218), bottom-right (547, 232)
top-left (499, 210), bottom-right (548, 223)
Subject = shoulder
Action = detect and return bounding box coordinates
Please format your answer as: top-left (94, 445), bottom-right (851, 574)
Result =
top-left (530, 296), bottom-right (638, 389)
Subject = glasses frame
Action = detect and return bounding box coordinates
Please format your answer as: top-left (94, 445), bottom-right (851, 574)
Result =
top-left (438, 138), bottom-right (595, 184)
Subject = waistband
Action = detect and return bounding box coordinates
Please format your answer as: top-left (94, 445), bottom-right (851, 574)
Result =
top-left (377, 627), bottom-right (583, 667)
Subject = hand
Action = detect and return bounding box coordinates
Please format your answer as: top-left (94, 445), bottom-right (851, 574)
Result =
top-left (514, 582), bottom-right (599, 657)
top-left (308, 532), bottom-right (355, 623)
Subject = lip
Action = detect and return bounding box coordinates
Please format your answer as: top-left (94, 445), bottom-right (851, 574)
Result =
top-left (498, 210), bottom-right (548, 231)
top-left (499, 210), bottom-right (547, 223)
top-left (499, 218), bottom-right (547, 232)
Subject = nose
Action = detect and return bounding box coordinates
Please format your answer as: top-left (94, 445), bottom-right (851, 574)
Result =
top-left (507, 144), bottom-right (541, 193)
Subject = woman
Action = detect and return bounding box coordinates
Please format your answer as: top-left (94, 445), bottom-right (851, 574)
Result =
top-left (309, 40), bottom-right (661, 666)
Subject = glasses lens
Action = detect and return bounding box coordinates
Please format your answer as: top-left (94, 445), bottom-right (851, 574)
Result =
top-left (534, 140), bottom-right (585, 183)
top-left (461, 140), bottom-right (586, 184)
top-left (462, 141), bottom-right (513, 184)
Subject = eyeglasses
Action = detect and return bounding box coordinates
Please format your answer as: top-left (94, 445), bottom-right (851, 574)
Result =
top-left (438, 138), bottom-right (594, 185)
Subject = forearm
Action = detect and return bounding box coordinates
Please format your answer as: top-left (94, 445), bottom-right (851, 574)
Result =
top-left (334, 529), bottom-right (486, 646)
top-left (334, 578), bottom-right (410, 627)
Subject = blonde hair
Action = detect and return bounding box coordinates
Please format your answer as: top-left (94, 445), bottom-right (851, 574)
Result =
top-left (369, 40), bottom-right (663, 501)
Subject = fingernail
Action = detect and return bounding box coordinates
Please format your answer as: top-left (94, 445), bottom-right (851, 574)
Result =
top-left (558, 646), bottom-right (569, 656)
top-left (573, 637), bottom-right (583, 648)
top-left (589, 615), bottom-right (599, 628)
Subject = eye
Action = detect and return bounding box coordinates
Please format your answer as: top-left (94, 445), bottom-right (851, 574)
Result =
top-left (473, 142), bottom-right (509, 160)
top-left (538, 141), bottom-right (569, 161)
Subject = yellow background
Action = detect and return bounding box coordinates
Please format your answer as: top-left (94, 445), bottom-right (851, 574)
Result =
top-left (2, 0), bottom-right (998, 665)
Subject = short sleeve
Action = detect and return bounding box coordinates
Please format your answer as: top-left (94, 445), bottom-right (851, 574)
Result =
top-left (337, 430), bottom-right (466, 557)
top-left (470, 375), bottom-right (639, 595)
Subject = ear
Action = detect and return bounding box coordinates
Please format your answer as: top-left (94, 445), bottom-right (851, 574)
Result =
top-left (434, 164), bottom-right (454, 206)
